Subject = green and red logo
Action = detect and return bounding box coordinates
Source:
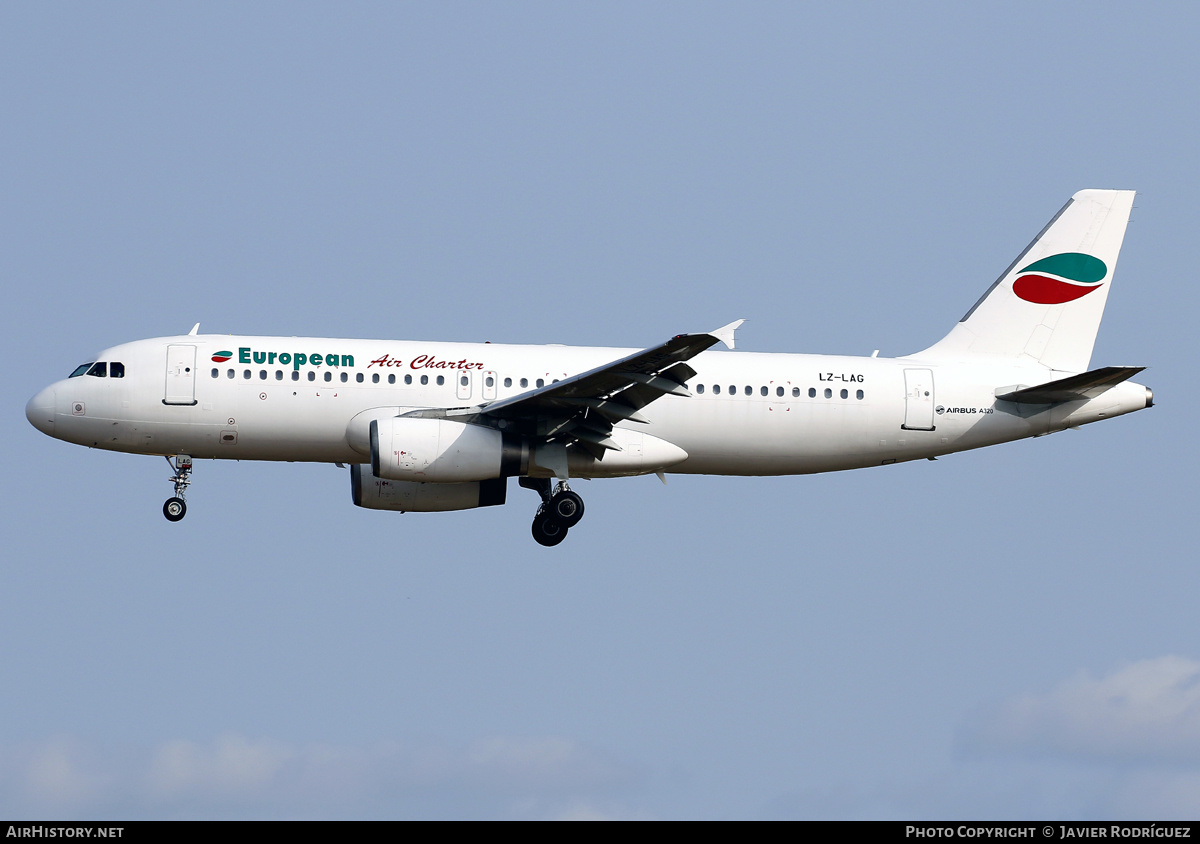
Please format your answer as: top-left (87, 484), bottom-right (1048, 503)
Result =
top-left (1012, 253), bottom-right (1107, 305)
top-left (211, 350), bottom-right (233, 363)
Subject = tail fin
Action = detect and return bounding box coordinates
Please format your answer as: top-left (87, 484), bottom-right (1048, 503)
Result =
top-left (914, 189), bottom-right (1135, 372)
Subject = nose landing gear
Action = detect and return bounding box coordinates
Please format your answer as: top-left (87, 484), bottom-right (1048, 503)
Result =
top-left (163, 455), bottom-right (192, 522)
top-left (521, 478), bottom-right (586, 546)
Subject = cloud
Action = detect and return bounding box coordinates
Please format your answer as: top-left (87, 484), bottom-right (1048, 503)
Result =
top-left (760, 657), bottom-right (1200, 820)
top-left (0, 734), bottom-right (641, 819)
top-left (961, 656), bottom-right (1200, 765)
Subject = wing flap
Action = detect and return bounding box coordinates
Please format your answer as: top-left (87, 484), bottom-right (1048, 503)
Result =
top-left (553, 398), bottom-right (650, 424)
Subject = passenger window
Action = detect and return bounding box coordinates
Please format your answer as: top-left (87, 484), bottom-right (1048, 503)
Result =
top-left (324, 372), bottom-right (332, 382)
top-left (856, 389), bottom-right (864, 400)
top-left (436, 375), bottom-right (444, 386)
top-left (760, 386), bottom-right (767, 396)
top-left (340, 372), bottom-right (348, 383)
top-left (485, 376), bottom-right (494, 388)
top-left (227, 369), bottom-right (235, 379)
top-left (308, 372), bottom-right (316, 382)
top-left (371, 373), bottom-right (379, 383)
top-left (520, 378), bottom-right (529, 388)
top-left (110, 362), bottom-right (125, 378)
top-left (792, 387), bottom-right (799, 397)
top-left (504, 377), bottom-right (512, 388)
top-left (824, 388), bottom-right (832, 398)
top-left (275, 371), bottom-right (283, 381)
top-left (87, 362), bottom-right (107, 377)
top-left (211, 368), bottom-right (219, 378)
top-left (356, 373), bottom-right (364, 383)
top-left (420, 375), bottom-right (428, 385)
top-left (697, 384), bottom-right (705, 394)
top-left (291, 371), bottom-right (299, 381)
top-left (713, 385), bottom-right (721, 395)
top-left (460, 375), bottom-right (469, 387)
top-left (808, 388), bottom-right (816, 398)
top-left (776, 386), bottom-right (784, 397)
top-left (244, 370), bottom-right (252, 380)
top-left (536, 379), bottom-right (544, 388)
top-left (840, 389), bottom-right (848, 399)
top-left (404, 374), bottom-right (412, 385)
top-left (388, 374), bottom-right (396, 384)
top-left (259, 370), bottom-right (267, 380)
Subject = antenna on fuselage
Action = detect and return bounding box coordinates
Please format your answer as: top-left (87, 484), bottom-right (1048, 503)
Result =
top-left (188, 323), bottom-right (200, 336)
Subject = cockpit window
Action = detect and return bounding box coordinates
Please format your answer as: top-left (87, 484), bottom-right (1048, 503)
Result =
top-left (86, 362), bottom-right (108, 377)
top-left (110, 362), bottom-right (125, 378)
top-left (69, 363), bottom-right (94, 378)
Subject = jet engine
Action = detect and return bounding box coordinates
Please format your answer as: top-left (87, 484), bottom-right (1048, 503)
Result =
top-left (369, 416), bottom-right (525, 482)
top-left (350, 463), bottom-right (507, 512)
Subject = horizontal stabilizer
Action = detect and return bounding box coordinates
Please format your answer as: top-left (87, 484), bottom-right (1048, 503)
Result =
top-left (995, 366), bottom-right (1145, 404)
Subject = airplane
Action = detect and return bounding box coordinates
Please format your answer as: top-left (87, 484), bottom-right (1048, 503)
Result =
top-left (25, 190), bottom-right (1151, 546)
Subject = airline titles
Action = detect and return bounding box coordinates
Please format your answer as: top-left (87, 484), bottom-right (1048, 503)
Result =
top-left (368, 353), bottom-right (486, 371)
top-left (232, 347), bottom-right (487, 372)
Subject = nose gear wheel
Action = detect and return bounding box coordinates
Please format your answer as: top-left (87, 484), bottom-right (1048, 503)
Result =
top-left (163, 455), bottom-right (193, 522)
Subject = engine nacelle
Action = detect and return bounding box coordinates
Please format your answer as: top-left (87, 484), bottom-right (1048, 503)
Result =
top-left (370, 416), bottom-right (520, 482)
top-left (351, 464), bottom-right (507, 512)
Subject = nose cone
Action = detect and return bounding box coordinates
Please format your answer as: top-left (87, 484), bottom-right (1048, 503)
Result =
top-left (26, 385), bottom-right (56, 436)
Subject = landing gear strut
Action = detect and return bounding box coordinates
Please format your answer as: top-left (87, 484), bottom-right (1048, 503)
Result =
top-left (163, 454), bottom-right (192, 522)
top-left (521, 478), bottom-right (585, 546)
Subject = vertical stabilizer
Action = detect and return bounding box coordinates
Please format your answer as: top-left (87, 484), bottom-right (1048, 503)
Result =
top-left (914, 190), bottom-right (1135, 372)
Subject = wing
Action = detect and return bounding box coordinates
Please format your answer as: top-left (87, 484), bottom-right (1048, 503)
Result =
top-left (419, 320), bottom-right (743, 461)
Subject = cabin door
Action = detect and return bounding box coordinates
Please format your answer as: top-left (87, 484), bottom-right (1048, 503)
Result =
top-left (164, 345), bottom-right (198, 406)
top-left (902, 368), bottom-right (935, 431)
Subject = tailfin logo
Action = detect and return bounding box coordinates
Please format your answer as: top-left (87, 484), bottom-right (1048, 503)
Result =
top-left (211, 350), bottom-right (233, 363)
top-left (1013, 253), bottom-right (1107, 304)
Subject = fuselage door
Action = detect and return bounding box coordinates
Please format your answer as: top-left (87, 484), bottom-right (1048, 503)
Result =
top-left (482, 370), bottom-right (498, 401)
top-left (456, 369), bottom-right (473, 401)
top-left (164, 345), bottom-right (198, 406)
top-left (902, 368), bottom-right (935, 431)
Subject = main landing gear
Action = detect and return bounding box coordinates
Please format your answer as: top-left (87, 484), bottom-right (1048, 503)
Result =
top-left (163, 454), bottom-right (192, 522)
top-left (521, 478), bottom-right (585, 547)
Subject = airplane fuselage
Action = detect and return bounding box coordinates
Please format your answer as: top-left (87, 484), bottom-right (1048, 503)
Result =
top-left (27, 333), bottom-right (1151, 477)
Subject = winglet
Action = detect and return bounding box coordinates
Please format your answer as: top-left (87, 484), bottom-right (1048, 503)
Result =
top-left (710, 319), bottom-right (745, 350)
top-left (188, 323), bottom-right (200, 336)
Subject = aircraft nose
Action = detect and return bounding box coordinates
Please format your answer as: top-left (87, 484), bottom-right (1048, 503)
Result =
top-left (26, 385), bottom-right (56, 436)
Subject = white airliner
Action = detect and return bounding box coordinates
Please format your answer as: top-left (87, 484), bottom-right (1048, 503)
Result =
top-left (26, 190), bottom-right (1151, 545)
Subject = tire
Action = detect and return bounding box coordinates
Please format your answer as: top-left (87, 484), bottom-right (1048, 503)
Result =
top-left (532, 513), bottom-right (568, 547)
top-left (163, 497), bottom-right (187, 522)
top-left (549, 490), bottom-right (585, 528)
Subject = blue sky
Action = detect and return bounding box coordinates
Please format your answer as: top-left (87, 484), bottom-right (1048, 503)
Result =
top-left (3, 1), bottom-right (1197, 819)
